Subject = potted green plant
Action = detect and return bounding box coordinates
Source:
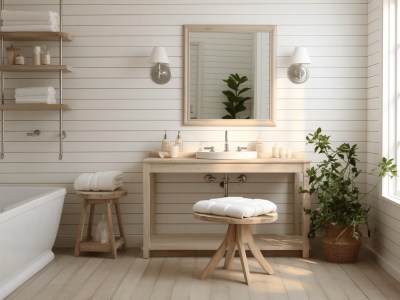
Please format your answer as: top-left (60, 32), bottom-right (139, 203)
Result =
top-left (221, 73), bottom-right (252, 119)
top-left (299, 128), bottom-right (397, 263)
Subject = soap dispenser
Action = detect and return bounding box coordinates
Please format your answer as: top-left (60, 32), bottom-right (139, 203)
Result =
top-left (255, 136), bottom-right (264, 158)
top-left (162, 131), bottom-right (170, 152)
top-left (272, 142), bottom-right (280, 158)
top-left (175, 131), bottom-right (183, 152)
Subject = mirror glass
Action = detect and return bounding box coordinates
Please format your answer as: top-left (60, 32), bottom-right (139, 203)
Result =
top-left (183, 25), bottom-right (276, 126)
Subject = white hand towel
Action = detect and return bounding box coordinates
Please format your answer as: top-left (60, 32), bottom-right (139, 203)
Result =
top-left (73, 173), bottom-right (93, 191)
top-left (2, 20), bottom-right (60, 26)
top-left (15, 87), bottom-right (56, 97)
top-left (96, 171), bottom-right (124, 191)
top-left (15, 95), bottom-right (56, 104)
top-left (0, 24), bottom-right (60, 32)
top-left (0, 10), bottom-right (59, 21)
top-left (193, 197), bottom-right (277, 218)
top-left (74, 171), bottom-right (124, 191)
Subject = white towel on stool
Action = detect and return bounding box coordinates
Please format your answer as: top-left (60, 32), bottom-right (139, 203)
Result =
top-left (74, 171), bottom-right (124, 191)
top-left (193, 197), bottom-right (277, 218)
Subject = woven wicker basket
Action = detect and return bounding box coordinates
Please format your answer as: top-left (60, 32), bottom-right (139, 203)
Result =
top-left (322, 223), bottom-right (361, 263)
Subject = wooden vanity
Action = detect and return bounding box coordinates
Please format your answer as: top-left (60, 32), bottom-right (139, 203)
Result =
top-left (142, 157), bottom-right (311, 258)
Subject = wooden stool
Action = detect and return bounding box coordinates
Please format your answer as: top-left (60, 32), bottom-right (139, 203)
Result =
top-left (193, 212), bottom-right (278, 285)
top-left (74, 188), bottom-right (128, 258)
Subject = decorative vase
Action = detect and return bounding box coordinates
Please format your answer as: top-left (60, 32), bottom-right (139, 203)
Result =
top-left (322, 223), bottom-right (361, 263)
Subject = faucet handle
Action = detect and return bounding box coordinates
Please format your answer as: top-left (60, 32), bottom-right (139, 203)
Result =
top-left (204, 146), bottom-right (215, 152)
top-left (237, 146), bottom-right (247, 152)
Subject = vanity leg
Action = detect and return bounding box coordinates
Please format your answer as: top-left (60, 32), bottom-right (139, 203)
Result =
top-left (143, 166), bottom-right (151, 258)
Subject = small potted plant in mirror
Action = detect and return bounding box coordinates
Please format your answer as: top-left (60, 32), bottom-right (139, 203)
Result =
top-left (299, 128), bottom-right (397, 263)
top-left (221, 73), bottom-right (252, 119)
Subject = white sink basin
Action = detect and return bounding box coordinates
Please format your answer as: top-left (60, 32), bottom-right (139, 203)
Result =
top-left (196, 151), bottom-right (258, 160)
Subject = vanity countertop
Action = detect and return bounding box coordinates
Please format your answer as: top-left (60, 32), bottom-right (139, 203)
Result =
top-left (143, 157), bottom-right (311, 164)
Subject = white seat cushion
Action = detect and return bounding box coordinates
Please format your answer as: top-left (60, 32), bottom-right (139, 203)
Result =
top-left (193, 197), bottom-right (277, 219)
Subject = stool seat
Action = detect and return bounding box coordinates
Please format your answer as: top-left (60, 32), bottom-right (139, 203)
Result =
top-left (193, 212), bottom-right (278, 285)
top-left (74, 188), bottom-right (127, 258)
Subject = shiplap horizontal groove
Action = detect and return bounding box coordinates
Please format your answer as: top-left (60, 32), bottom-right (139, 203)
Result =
top-left (61, 4), bottom-right (368, 15)
top-left (63, 15), bottom-right (368, 26)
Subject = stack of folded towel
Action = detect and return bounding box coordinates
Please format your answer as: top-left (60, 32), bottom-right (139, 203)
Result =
top-left (0, 10), bottom-right (60, 32)
top-left (15, 86), bottom-right (56, 104)
top-left (74, 171), bottom-right (124, 191)
top-left (193, 197), bottom-right (277, 218)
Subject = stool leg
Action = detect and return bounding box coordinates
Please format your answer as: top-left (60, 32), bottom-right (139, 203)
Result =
top-left (106, 200), bottom-right (117, 258)
top-left (224, 225), bottom-right (237, 270)
top-left (74, 200), bottom-right (88, 256)
top-left (87, 203), bottom-right (96, 240)
top-left (243, 225), bottom-right (274, 275)
top-left (237, 225), bottom-right (251, 285)
top-left (201, 224), bottom-right (234, 280)
top-left (114, 200), bottom-right (127, 250)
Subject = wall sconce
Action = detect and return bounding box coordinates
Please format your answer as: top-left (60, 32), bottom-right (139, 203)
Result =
top-left (149, 46), bottom-right (171, 85)
top-left (287, 47), bottom-right (311, 84)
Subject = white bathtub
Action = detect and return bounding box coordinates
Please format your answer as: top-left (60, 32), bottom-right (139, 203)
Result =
top-left (0, 187), bottom-right (66, 299)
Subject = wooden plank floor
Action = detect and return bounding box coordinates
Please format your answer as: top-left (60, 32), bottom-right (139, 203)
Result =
top-left (6, 248), bottom-right (400, 300)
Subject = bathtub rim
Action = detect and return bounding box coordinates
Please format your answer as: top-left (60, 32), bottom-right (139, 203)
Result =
top-left (0, 187), bottom-right (66, 222)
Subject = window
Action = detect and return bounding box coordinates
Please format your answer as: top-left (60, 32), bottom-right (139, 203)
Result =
top-left (382, 0), bottom-right (400, 202)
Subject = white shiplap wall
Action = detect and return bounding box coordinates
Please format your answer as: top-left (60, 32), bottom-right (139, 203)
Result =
top-left (366, 0), bottom-right (400, 281)
top-left (1, 0), bottom-right (372, 256)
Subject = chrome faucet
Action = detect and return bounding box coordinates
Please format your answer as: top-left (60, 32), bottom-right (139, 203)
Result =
top-left (224, 130), bottom-right (229, 152)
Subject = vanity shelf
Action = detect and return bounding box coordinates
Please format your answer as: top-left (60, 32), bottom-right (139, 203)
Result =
top-left (148, 234), bottom-right (303, 252)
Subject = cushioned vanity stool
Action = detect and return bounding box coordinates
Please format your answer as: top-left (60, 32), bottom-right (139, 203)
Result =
top-left (74, 188), bottom-right (127, 258)
top-left (193, 212), bottom-right (278, 285)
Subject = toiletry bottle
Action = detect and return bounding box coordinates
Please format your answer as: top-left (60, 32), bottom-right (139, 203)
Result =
top-left (175, 131), bottom-right (183, 152)
top-left (162, 131), bottom-right (170, 152)
top-left (14, 54), bottom-right (24, 65)
top-left (255, 137), bottom-right (263, 158)
top-left (6, 44), bottom-right (16, 65)
top-left (272, 143), bottom-right (280, 158)
top-left (32, 46), bottom-right (41, 65)
top-left (41, 45), bottom-right (50, 65)
top-left (279, 146), bottom-right (287, 158)
top-left (287, 147), bottom-right (293, 158)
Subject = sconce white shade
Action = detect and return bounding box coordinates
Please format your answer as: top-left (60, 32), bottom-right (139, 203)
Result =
top-left (149, 46), bottom-right (170, 64)
top-left (149, 46), bottom-right (171, 84)
top-left (290, 47), bottom-right (311, 65)
top-left (288, 46), bottom-right (311, 84)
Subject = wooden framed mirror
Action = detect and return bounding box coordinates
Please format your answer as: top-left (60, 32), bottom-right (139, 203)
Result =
top-left (183, 25), bottom-right (277, 126)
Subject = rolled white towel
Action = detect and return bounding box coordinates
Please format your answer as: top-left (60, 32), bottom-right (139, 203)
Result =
top-left (15, 94), bottom-right (56, 104)
top-left (193, 197), bottom-right (277, 218)
top-left (74, 171), bottom-right (124, 191)
top-left (73, 173), bottom-right (92, 191)
top-left (0, 24), bottom-right (60, 32)
top-left (2, 20), bottom-right (60, 26)
top-left (0, 10), bottom-right (59, 21)
top-left (15, 87), bottom-right (56, 97)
